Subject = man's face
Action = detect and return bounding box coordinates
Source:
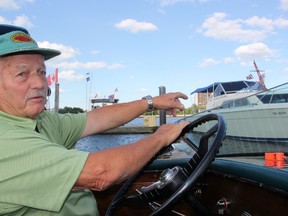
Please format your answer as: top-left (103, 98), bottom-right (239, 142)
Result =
top-left (0, 54), bottom-right (48, 119)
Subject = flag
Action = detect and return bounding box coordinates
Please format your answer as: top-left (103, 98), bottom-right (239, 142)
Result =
top-left (47, 68), bottom-right (58, 86)
top-left (47, 75), bottom-right (52, 86)
top-left (115, 88), bottom-right (118, 92)
top-left (108, 94), bottom-right (114, 100)
top-left (246, 74), bottom-right (253, 80)
top-left (51, 68), bottom-right (58, 84)
top-left (86, 77), bottom-right (90, 82)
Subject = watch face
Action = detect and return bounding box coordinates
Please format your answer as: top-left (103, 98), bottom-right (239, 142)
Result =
top-left (142, 95), bottom-right (154, 111)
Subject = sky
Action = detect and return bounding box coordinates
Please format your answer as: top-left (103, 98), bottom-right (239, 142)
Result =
top-left (1, 0), bottom-right (288, 110)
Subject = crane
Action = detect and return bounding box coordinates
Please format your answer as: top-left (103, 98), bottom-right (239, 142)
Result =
top-left (251, 60), bottom-right (267, 91)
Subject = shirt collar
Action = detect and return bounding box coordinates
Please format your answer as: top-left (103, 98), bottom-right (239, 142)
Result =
top-left (0, 110), bottom-right (37, 130)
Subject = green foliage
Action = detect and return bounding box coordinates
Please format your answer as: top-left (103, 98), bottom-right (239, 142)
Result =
top-left (142, 104), bottom-right (200, 116)
top-left (58, 106), bottom-right (85, 114)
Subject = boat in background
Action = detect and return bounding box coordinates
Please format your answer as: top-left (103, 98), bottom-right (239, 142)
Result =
top-left (190, 62), bottom-right (288, 143)
top-left (192, 80), bottom-right (264, 110)
top-left (209, 82), bottom-right (288, 143)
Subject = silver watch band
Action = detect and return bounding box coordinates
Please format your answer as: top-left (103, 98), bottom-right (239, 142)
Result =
top-left (142, 95), bottom-right (154, 112)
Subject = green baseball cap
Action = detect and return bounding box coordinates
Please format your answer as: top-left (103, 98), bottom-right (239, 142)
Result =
top-left (0, 24), bottom-right (60, 60)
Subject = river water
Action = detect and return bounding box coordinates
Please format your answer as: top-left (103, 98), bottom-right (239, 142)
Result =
top-left (76, 117), bottom-right (182, 152)
top-left (76, 116), bottom-right (288, 155)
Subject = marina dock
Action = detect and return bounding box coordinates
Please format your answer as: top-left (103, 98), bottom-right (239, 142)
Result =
top-left (100, 126), bottom-right (158, 134)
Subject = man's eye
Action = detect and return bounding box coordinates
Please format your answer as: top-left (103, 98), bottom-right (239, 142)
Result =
top-left (17, 72), bottom-right (26, 77)
top-left (40, 71), bottom-right (47, 76)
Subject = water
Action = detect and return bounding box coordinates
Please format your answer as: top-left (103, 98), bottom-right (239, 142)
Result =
top-left (76, 116), bottom-right (288, 155)
top-left (76, 117), bottom-right (182, 152)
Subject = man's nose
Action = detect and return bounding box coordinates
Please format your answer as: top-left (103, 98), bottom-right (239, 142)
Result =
top-left (30, 73), bottom-right (47, 89)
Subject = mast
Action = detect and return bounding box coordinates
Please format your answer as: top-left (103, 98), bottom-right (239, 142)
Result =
top-left (252, 60), bottom-right (267, 91)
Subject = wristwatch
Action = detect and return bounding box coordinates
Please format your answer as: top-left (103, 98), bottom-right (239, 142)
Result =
top-left (142, 95), bottom-right (154, 112)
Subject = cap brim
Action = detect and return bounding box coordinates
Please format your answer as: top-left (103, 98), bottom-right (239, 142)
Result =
top-left (0, 47), bottom-right (61, 60)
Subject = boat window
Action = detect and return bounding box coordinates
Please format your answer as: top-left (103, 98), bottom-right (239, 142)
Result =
top-left (234, 98), bottom-right (249, 107)
top-left (271, 94), bottom-right (288, 103)
top-left (247, 82), bottom-right (263, 91)
top-left (257, 94), bottom-right (288, 104)
top-left (219, 98), bottom-right (250, 109)
top-left (214, 85), bottom-right (225, 97)
top-left (256, 94), bottom-right (272, 104)
top-left (219, 100), bottom-right (233, 108)
top-left (222, 82), bottom-right (247, 92)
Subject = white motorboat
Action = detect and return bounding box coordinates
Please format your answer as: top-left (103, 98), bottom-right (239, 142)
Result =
top-left (191, 81), bottom-right (288, 143)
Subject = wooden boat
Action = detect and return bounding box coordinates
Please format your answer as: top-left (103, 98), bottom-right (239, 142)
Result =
top-left (92, 113), bottom-right (288, 215)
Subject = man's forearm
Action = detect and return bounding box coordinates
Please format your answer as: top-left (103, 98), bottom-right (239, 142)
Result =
top-left (75, 132), bottom-right (164, 191)
top-left (83, 99), bottom-right (148, 137)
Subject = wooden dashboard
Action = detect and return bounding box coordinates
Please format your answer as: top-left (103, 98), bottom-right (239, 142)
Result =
top-left (93, 159), bottom-right (288, 215)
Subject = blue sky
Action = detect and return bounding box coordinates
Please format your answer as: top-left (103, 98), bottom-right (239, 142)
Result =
top-left (1, 0), bottom-right (288, 110)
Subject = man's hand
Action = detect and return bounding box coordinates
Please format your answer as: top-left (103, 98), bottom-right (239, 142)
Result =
top-left (154, 120), bottom-right (190, 147)
top-left (152, 92), bottom-right (188, 117)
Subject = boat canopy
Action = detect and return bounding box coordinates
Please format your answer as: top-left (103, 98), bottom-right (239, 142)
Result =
top-left (191, 81), bottom-right (262, 95)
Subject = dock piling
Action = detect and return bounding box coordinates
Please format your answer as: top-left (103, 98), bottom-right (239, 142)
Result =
top-left (159, 86), bottom-right (166, 125)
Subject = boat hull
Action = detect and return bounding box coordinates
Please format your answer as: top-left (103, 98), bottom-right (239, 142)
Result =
top-left (213, 105), bottom-right (288, 143)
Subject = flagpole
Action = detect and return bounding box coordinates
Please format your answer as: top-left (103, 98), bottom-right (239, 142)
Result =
top-left (55, 83), bottom-right (59, 113)
top-left (89, 72), bottom-right (93, 111)
top-left (86, 73), bottom-right (90, 111)
top-left (54, 68), bottom-right (59, 113)
top-left (86, 75), bottom-right (88, 111)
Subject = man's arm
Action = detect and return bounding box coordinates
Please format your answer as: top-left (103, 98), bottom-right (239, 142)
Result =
top-left (81, 92), bottom-right (188, 137)
top-left (75, 121), bottom-right (189, 191)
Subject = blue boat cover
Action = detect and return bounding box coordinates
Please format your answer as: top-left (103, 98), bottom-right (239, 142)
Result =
top-left (190, 81), bottom-right (259, 95)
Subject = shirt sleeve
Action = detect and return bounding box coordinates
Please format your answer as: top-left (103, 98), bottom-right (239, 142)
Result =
top-left (38, 111), bottom-right (87, 149)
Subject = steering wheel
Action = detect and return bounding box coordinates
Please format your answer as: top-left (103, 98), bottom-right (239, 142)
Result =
top-left (106, 113), bottom-right (226, 216)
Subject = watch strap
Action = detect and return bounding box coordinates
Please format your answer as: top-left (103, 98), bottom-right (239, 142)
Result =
top-left (142, 95), bottom-right (154, 112)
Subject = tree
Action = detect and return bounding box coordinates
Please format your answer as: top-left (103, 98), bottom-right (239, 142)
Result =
top-left (58, 106), bottom-right (84, 114)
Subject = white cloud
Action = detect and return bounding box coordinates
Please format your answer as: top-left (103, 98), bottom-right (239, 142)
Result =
top-left (0, 15), bottom-right (33, 28)
top-left (38, 42), bottom-right (125, 71)
top-left (107, 63), bottom-right (125, 70)
top-left (280, 0), bottom-right (288, 11)
top-left (56, 61), bottom-right (107, 70)
top-left (223, 57), bottom-right (234, 63)
top-left (0, 16), bottom-right (11, 23)
top-left (0, 0), bottom-right (20, 10)
top-left (91, 50), bottom-right (101, 55)
top-left (199, 58), bottom-right (220, 67)
top-left (245, 16), bottom-right (288, 30)
top-left (283, 67), bottom-right (288, 73)
top-left (115, 19), bottom-right (158, 33)
top-left (234, 43), bottom-right (273, 60)
top-left (198, 12), bottom-right (288, 42)
top-left (58, 70), bottom-right (84, 81)
top-left (13, 15), bottom-right (34, 28)
top-left (38, 41), bottom-right (79, 61)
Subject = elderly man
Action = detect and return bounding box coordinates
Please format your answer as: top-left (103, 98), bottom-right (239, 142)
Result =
top-left (0, 24), bottom-right (189, 215)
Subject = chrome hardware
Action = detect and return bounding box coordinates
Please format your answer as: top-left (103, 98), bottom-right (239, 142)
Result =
top-left (140, 166), bottom-right (183, 193)
top-left (140, 180), bottom-right (162, 193)
top-left (217, 197), bottom-right (231, 215)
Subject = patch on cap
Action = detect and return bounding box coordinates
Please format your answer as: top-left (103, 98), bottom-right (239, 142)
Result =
top-left (11, 33), bottom-right (34, 43)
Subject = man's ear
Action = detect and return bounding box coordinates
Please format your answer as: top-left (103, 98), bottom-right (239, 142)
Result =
top-left (47, 87), bottom-right (51, 96)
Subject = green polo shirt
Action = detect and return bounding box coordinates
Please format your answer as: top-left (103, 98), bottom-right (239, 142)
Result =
top-left (0, 110), bottom-right (98, 215)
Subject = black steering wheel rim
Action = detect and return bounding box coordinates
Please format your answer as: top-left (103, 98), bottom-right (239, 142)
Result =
top-left (106, 113), bottom-right (226, 216)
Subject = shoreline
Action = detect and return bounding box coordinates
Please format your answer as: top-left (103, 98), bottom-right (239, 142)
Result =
top-left (139, 114), bottom-right (189, 118)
